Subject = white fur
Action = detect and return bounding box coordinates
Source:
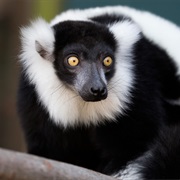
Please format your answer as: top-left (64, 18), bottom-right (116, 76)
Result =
top-left (112, 151), bottom-right (153, 180)
top-left (113, 163), bottom-right (143, 180)
top-left (51, 6), bottom-right (180, 75)
top-left (166, 98), bottom-right (180, 106)
top-left (108, 21), bottom-right (141, 112)
top-left (20, 14), bottom-right (140, 127)
top-left (20, 6), bottom-right (180, 127)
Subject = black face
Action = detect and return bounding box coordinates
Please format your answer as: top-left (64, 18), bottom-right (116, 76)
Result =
top-left (53, 21), bottom-right (117, 102)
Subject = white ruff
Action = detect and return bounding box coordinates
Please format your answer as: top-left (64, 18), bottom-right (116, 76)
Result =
top-left (20, 17), bottom-right (139, 127)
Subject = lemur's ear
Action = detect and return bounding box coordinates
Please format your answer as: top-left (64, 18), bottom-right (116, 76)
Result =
top-left (35, 40), bottom-right (54, 62)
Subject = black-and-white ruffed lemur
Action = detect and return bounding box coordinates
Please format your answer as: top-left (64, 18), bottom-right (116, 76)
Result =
top-left (18, 6), bottom-right (180, 179)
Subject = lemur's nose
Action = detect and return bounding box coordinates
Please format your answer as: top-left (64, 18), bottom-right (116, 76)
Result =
top-left (90, 86), bottom-right (107, 99)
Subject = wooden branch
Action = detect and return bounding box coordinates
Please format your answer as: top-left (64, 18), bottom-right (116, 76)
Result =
top-left (0, 148), bottom-right (115, 180)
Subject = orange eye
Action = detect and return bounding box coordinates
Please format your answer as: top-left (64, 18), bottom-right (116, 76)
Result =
top-left (67, 56), bottom-right (79, 66)
top-left (103, 56), bottom-right (113, 67)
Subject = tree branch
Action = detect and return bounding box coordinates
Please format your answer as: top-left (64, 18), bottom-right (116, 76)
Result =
top-left (0, 148), bottom-right (115, 180)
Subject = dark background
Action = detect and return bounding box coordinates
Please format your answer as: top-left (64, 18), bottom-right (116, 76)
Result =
top-left (0, 0), bottom-right (179, 152)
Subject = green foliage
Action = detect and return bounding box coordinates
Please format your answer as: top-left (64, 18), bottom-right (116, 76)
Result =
top-left (32, 0), bottom-right (64, 21)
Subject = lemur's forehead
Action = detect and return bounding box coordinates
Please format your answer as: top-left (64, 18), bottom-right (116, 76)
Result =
top-left (53, 20), bottom-right (107, 35)
top-left (52, 20), bottom-right (117, 51)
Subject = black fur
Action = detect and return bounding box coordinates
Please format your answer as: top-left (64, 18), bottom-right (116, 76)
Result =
top-left (18, 13), bottom-right (180, 179)
top-left (90, 13), bottom-right (131, 25)
top-left (140, 125), bottom-right (180, 179)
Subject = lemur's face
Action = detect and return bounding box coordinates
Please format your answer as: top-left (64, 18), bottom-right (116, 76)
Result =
top-left (53, 21), bottom-right (117, 102)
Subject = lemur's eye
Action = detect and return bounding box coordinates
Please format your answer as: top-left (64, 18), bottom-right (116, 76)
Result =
top-left (67, 56), bottom-right (79, 66)
top-left (103, 56), bottom-right (113, 67)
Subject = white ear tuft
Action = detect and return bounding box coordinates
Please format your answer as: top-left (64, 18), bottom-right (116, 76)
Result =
top-left (20, 18), bottom-right (55, 66)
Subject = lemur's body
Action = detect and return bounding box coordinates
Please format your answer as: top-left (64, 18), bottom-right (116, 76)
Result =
top-left (18, 6), bottom-right (180, 179)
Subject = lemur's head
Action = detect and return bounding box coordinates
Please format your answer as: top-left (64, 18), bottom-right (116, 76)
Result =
top-left (20, 18), bottom-right (140, 126)
top-left (51, 21), bottom-right (116, 102)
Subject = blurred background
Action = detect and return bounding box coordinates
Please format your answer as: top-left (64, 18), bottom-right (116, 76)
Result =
top-left (0, 0), bottom-right (180, 152)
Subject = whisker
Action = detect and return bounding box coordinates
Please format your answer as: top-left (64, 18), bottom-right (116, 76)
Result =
top-left (52, 85), bottom-right (67, 107)
top-left (108, 77), bottom-right (132, 92)
top-left (63, 94), bottom-right (79, 105)
top-left (108, 79), bottom-right (123, 91)
top-left (50, 84), bottom-right (65, 96)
